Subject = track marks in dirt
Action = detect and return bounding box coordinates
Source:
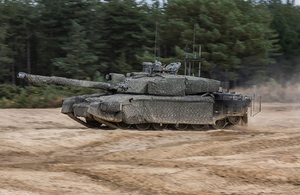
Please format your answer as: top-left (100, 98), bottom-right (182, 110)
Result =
top-left (95, 130), bottom-right (300, 164)
top-left (2, 105), bottom-right (300, 195)
top-left (0, 162), bottom-right (217, 195)
top-left (200, 133), bottom-right (300, 156)
top-left (59, 163), bottom-right (221, 195)
top-left (0, 177), bottom-right (51, 195)
top-left (67, 168), bottom-right (203, 195)
top-left (208, 165), bottom-right (300, 186)
top-left (0, 167), bottom-right (130, 195)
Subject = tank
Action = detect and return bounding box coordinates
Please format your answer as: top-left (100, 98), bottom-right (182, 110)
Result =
top-left (17, 61), bottom-right (252, 130)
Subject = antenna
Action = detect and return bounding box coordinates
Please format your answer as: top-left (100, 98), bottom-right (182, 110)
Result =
top-left (154, 21), bottom-right (158, 61)
top-left (183, 24), bottom-right (204, 77)
top-left (198, 46), bottom-right (201, 77)
top-left (193, 24), bottom-right (196, 58)
top-left (184, 45), bottom-right (190, 75)
top-left (193, 24), bottom-right (196, 76)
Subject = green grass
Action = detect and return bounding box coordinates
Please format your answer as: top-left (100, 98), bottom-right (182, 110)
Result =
top-left (0, 84), bottom-right (101, 108)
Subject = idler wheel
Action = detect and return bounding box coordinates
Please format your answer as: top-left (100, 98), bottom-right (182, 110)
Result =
top-left (152, 123), bottom-right (168, 130)
top-left (117, 122), bottom-right (131, 129)
top-left (136, 123), bottom-right (151, 130)
top-left (190, 124), bottom-right (205, 131)
top-left (210, 119), bottom-right (227, 130)
top-left (228, 116), bottom-right (241, 125)
top-left (172, 124), bottom-right (188, 130)
top-left (86, 118), bottom-right (102, 127)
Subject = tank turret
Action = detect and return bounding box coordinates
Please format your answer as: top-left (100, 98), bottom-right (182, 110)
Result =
top-left (18, 61), bottom-right (221, 96)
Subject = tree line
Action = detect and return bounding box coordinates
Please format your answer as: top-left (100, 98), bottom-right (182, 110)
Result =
top-left (0, 0), bottom-right (299, 88)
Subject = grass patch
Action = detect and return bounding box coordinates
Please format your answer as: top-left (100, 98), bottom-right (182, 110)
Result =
top-left (0, 84), bottom-right (101, 108)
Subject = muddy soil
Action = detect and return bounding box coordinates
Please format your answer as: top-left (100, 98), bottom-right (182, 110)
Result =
top-left (1, 103), bottom-right (300, 195)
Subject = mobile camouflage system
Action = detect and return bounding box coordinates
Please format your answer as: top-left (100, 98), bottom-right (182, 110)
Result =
top-left (17, 61), bottom-right (256, 130)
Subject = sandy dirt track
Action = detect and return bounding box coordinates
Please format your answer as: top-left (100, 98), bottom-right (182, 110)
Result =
top-left (1, 103), bottom-right (300, 195)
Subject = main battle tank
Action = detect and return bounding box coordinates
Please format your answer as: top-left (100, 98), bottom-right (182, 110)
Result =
top-left (17, 61), bottom-right (252, 130)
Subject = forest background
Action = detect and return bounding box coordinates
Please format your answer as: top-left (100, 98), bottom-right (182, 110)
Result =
top-left (0, 0), bottom-right (300, 108)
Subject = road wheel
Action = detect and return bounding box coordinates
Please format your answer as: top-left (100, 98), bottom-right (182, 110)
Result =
top-left (171, 124), bottom-right (189, 130)
top-left (190, 124), bottom-right (206, 131)
top-left (117, 122), bottom-right (131, 129)
top-left (210, 119), bottom-right (227, 130)
top-left (136, 123), bottom-right (151, 130)
top-left (152, 123), bottom-right (168, 130)
top-left (228, 116), bottom-right (241, 125)
top-left (86, 118), bottom-right (102, 128)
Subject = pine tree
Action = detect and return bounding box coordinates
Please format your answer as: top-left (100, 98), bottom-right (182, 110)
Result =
top-left (0, 0), bottom-right (37, 85)
top-left (160, 0), bottom-right (279, 85)
top-left (85, 1), bottom-right (109, 77)
top-left (267, 1), bottom-right (300, 82)
top-left (0, 24), bottom-right (13, 83)
top-left (52, 20), bottom-right (98, 80)
top-left (100, 0), bottom-right (150, 73)
top-left (135, 0), bottom-right (166, 63)
top-left (35, 0), bottom-right (76, 76)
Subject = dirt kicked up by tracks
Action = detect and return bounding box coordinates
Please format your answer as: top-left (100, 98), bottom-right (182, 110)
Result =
top-left (1, 103), bottom-right (300, 195)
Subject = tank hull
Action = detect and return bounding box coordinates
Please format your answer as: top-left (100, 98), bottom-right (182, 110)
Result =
top-left (62, 92), bottom-right (251, 130)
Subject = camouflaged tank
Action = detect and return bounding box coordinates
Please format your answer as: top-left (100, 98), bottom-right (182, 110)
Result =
top-left (17, 61), bottom-right (251, 130)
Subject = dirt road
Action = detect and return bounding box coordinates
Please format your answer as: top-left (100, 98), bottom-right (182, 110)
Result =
top-left (1, 103), bottom-right (300, 195)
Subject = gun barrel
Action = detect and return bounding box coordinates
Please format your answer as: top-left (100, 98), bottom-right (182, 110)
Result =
top-left (17, 72), bottom-right (111, 90)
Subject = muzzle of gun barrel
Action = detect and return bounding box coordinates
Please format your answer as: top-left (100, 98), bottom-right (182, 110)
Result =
top-left (17, 72), bottom-right (26, 79)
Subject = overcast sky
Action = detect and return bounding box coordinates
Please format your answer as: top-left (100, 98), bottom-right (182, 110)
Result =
top-left (291, 0), bottom-right (300, 5)
top-left (143, 0), bottom-right (300, 6)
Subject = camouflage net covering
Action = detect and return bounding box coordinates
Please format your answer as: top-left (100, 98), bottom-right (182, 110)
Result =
top-left (87, 101), bottom-right (123, 122)
top-left (148, 76), bottom-right (186, 96)
top-left (122, 95), bottom-right (214, 124)
top-left (24, 74), bottom-right (111, 90)
top-left (118, 77), bottom-right (155, 94)
top-left (114, 75), bottom-right (220, 96)
top-left (64, 94), bottom-right (215, 125)
top-left (185, 76), bottom-right (220, 94)
top-left (61, 94), bottom-right (104, 113)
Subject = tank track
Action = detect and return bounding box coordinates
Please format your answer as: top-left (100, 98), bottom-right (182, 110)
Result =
top-left (68, 113), bottom-right (248, 131)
